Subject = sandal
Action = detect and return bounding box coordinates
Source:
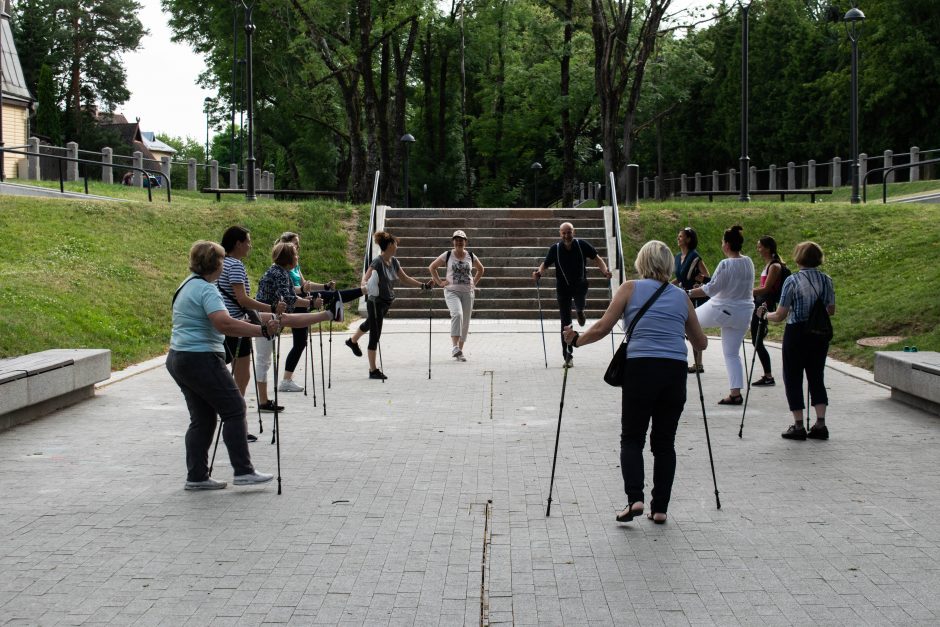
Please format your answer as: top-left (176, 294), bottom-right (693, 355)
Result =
top-left (615, 501), bottom-right (644, 522)
top-left (718, 394), bottom-right (743, 405)
top-left (647, 512), bottom-right (667, 524)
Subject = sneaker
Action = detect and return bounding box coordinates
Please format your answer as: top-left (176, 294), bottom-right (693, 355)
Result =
top-left (258, 400), bottom-right (285, 413)
top-left (452, 346), bottom-right (461, 358)
top-left (278, 379), bottom-right (304, 393)
top-left (577, 310), bottom-right (586, 327)
top-left (233, 471), bottom-right (274, 486)
top-left (807, 424), bottom-right (829, 440)
top-left (369, 369), bottom-right (388, 380)
top-left (246, 433), bottom-right (258, 443)
top-left (345, 338), bottom-right (363, 357)
top-left (781, 424), bottom-right (807, 440)
top-left (185, 477), bottom-right (227, 490)
top-left (456, 352), bottom-right (467, 362)
top-left (752, 374), bottom-right (775, 386)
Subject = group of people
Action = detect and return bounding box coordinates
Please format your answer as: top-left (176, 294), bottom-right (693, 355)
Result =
top-left (169, 221), bottom-right (836, 525)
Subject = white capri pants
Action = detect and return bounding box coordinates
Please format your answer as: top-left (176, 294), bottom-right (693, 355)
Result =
top-left (253, 336), bottom-right (276, 385)
top-left (694, 300), bottom-right (753, 390)
top-left (444, 289), bottom-right (474, 342)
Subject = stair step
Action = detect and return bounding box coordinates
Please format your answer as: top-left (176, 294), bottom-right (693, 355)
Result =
top-left (384, 218), bottom-right (605, 230)
top-left (385, 309), bottom-right (607, 319)
top-left (388, 227), bottom-right (606, 238)
top-left (385, 207), bottom-right (605, 219)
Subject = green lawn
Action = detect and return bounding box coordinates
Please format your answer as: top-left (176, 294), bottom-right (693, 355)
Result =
top-left (1, 185), bottom-right (937, 371)
top-left (0, 191), bottom-right (368, 369)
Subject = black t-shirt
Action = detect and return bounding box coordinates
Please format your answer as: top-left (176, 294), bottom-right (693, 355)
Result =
top-left (543, 239), bottom-right (598, 287)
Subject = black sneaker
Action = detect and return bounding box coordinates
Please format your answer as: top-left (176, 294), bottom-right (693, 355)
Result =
top-left (325, 292), bottom-right (344, 322)
top-left (247, 433), bottom-right (258, 443)
top-left (577, 310), bottom-right (586, 327)
top-left (369, 369), bottom-right (388, 380)
top-left (345, 338), bottom-right (363, 357)
top-left (258, 401), bottom-right (285, 413)
top-left (807, 424), bottom-right (829, 440)
top-left (781, 424), bottom-right (807, 440)
top-left (752, 374), bottom-right (775, 386)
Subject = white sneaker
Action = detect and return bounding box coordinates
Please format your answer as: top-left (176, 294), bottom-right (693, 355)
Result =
top-left (234, 471), bottom-right (274, 486)
top-left (185, 477), bottom-right (227, 490)
top-left (456, 352), bottom-right (467, 362)
top-left (278, 379), bottom-right (304, 392)
top-left (452, 346), bottom-right (461, 358)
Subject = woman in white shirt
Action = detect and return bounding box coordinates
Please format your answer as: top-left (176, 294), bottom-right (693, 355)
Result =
top-left (428, 230), bottom-right (485, 361)
top-left (687, 225), bottom-right (755, 404)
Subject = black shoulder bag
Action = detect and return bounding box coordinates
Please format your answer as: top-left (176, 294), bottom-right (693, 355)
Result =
top-left (804, 276), bottom-right (833, 343)
top-left (604, 281), bottom-right (669, 387)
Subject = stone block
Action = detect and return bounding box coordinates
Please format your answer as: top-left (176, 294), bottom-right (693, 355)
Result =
top-left (874, 351), bottom-right (940, 415)
top-left (0, 377), bottom-right (28, 414)
top-left (43, 349), bottom-right (111, 387)
top-left (27, 366), bottom-right (75, 405)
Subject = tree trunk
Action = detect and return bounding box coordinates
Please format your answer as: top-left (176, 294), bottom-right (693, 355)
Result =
top-left (561, 0), bottom-right (574, 207)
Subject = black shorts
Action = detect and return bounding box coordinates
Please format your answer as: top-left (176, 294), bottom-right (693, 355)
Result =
top-left (224, 335), bottom-right (253, 360)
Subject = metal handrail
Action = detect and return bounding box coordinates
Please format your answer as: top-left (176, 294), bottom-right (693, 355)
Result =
top-left (862, 157), bottom-right (940, 203)
top-left (363, 171), bottom-right (381, 274)
top-left (0, 147), bottom-right (171, 202)
top-left (608, 170), bottom-right (626, 348)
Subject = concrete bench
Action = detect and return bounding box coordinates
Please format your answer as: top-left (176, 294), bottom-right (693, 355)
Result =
top-left (0, 349), bottom-right (111, 432)
top-left (874, 350), bottom-right (940, 416)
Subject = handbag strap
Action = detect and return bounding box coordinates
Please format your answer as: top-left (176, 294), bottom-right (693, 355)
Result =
top-left (621, 281), bottom-right (670, 349)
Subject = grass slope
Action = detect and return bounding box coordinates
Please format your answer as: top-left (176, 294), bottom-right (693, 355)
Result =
top-left (0, 192), bottom-right (367, 369)
top-left (619, 200), bottom-right (940, 369)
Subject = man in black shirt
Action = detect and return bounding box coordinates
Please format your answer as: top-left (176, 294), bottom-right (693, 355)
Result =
top-left (533, 222), bottom-right (612, 367)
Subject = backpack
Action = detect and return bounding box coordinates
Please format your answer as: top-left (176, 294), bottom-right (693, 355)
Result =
top-left (772, 263), bottom-right (792, 301)
top-left (804, 277), bottom-right (833, 342)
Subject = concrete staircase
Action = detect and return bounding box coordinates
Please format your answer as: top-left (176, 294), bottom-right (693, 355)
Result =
top-left (381, 208), bottom-right (613, 319)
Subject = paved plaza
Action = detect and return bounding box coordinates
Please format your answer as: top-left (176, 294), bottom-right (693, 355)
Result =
top-left (2, 320), bottom-right (939, 626)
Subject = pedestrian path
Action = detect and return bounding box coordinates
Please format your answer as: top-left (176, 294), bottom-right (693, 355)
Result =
top-left (1, 320), bottom-right (938, 625)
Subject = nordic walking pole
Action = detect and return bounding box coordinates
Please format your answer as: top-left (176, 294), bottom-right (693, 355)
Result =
top-left (546, 343), bottom-right (572, 517)
top-left (318, 322), bottom-right (327, 415)
top-left (427, 286), bottom-right (433, 380)
top-left (211, 337), bottom-right (242, 475)
top-left (378, 341), bottom-right (384, 385)
top-left (271, 330), bottom-right (281, 446)
top-left (308, 325), bottom-right (317, 406)
top-left (805, 380), bottom-right (811, 431)
top-left (739, 317), bottom-right (766, 438)
top-left (328, 319), bottom-right (333, 389)
top-left (695, 368), bottom-right (721, 509)
top-left (250, 341), bottom-right (263, 433)
top-left (536, 278), bottom-right (548, 369)
top-left (303, 327), bottom-right (309, 396)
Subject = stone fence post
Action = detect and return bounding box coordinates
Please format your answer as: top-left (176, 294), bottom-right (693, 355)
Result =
top-left (161, 156), bottom-right (171, 186)
top-left (210, 160), bottom-right (219, 189)
top-left (693, 172), bottom-right (700, 192)
top-left (101, 147), bottom-right (113, 184)
top-left (654, 176), bottom-right (661, 200)
top-left (749, 166), bottom-right (757, 191)
top-left (642, 176), bottom-right (650, 199)
top-left (680, 174), bottom-right (687, 194)
top-left (229, 164), bottom-right (238, 189)
top-left (66, 142), bottom-right (78, 181)
top-left (859, 153), bottom-right (868, 187)
top-left (133, 151), bottom-right (143, 187)
top-left (768, 164), bottom-right (777, 189)
top-left (711, 170), bottom-right (719, 191)
top-left (728, 168), bottom-right (736, 192)
top-left (884, 149), bottom-right (894, 184)
top-left (787, 162), bottom-right (796, 190)
top-left (832, 157), bottom-right (842, 187)
top-left (254, 168), bottom-right (261, 193)
top-left (808, 160), bottom-right (816, 188)
top-left (910, 146), bottom-right (920, 182)
top-left (27, 137), bottom-right (41, 180)
top-left (187, 159), bottom-right (197, 191)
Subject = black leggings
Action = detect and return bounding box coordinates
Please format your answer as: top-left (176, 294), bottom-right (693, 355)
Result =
top-left (555, 281), bottom-right (588, 357)
top-left (782, 322), bottom-right (829, 411)
top-left (750, 310), bottom-right (772, 375)
top-left (359, 297), bottom-right (392, 350)
top-left (285, 287), bottom-right (365, 372)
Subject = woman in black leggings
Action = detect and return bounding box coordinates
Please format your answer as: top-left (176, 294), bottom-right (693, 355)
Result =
top-left (346, 231), bottom-right (431, 380)
top-left (758, 241), bottom-right (835, 441)
top-left (749, 236), bottom-right (788, 386)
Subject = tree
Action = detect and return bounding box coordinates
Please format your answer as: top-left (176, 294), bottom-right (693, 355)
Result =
top-left (34, 64), bottom-right (63, 144)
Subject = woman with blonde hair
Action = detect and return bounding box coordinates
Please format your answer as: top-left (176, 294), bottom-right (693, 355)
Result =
top-left (564, 240), bottom-right (707, 524)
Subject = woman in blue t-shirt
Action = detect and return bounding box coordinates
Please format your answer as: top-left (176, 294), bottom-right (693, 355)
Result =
top-left (564, 241), bottom-right (708, 525)
top-left (168, 241), bottom-right (341, 491)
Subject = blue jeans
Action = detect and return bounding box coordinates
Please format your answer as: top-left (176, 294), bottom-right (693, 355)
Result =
top-left (166, 350), bottom-right (254, 481)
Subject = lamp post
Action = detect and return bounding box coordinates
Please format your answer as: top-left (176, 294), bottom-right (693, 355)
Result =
top-left (204, 97), bottom-right (212, 188)
top-left (242, 0), bottom-right (257, 201)
top-left (843, 5), bottom-right (865, 204)
top-left (531, 162), bottom-right (542, 207)
top-left (0, 0), bottom-right (7, 182)
top-left (401, 133), bottom-right (415, 207)
top-left (738, 0), bottom-right (752, 202)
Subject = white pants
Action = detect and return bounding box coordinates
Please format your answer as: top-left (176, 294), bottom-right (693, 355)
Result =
top-left (444, 290), bottom-right (474, 343)
top-left (253, 336), bottom-right (276, 385)
top-left (695, 300), bottom-right (752, 390)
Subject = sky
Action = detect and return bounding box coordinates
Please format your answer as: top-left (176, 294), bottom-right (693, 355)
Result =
top-left (120, 0), bottom-right (715, 141)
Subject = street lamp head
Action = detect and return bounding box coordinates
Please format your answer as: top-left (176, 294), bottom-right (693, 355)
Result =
top-left (843, 6), bottom-right (865, 22)
top-left (737, 0), bottom-right (752, 8)
top-left (531, 162), bottom-right (542, 171)
top-left (400, 133), bottom-right (415, 143)
top-left (843, 6), bottom-right (865, 41)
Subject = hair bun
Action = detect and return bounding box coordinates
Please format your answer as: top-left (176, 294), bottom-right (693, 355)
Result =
top-left (731, 225), bottom-right (743, 233)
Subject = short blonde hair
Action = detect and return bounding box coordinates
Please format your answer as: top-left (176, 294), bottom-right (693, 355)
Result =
top-left (633, 240), bottom-right (673, 282)
top-left (189, 240), bottom-right (225, 276)
top-left (272, 241), bottom-right (297, 267)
